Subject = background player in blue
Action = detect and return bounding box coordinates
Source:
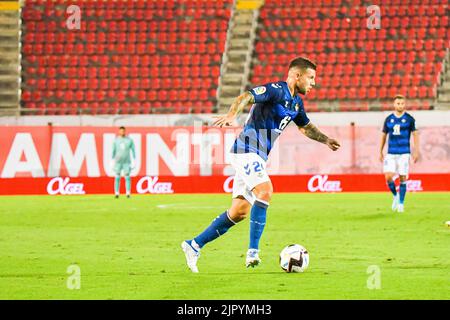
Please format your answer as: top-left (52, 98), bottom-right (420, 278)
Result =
top-left (379, 95), bottom-right (420, 213)
top-left (181, 57), bottom-right (341, 272)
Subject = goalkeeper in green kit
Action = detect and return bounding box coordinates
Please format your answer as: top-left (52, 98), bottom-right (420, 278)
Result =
top-left (111, 126), bottom-right (136, 198)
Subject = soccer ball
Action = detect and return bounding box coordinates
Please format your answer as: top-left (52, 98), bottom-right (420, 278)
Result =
top-left (279, 244), bottom-right (309, 273)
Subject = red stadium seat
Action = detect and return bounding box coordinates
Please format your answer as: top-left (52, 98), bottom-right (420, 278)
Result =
top-left (21, 0), bottom-right (232, 114)
top-left (249, 0), bottom-right (448, 108)
top-left (20, 0), bottom-right (446, 113)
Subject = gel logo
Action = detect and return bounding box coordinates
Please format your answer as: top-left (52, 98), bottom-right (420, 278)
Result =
top-left (223, 176), bottom-right (234, 193)
top-left (47, 177), bottom-right (86, 195)
top-left (136, 176), bottom-right (174, 194)
top-left (393, 176), bottom-right (423, 191)
top-left (406, 180), bottom-right (423, 191)
top-left (307, 175), bottom-right (342, 193)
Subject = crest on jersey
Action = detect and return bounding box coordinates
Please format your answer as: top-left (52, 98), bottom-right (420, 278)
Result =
top-left (253, 86), bottom-right (266, 95)
top-left (295, 103), bottom-right (299, 111)
top-left (402, 119), bottom-right (406, 123)
top-left (390, 119), bottom-right (394, 123)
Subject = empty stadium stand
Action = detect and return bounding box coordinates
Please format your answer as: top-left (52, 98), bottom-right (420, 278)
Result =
top-left (18, 0), bottom-right (450, 114)
top-left (0, 2), bottom-right (20, 116)
top-left (21, 0), bottom-right (232, 115)
top-left (250, 0), bottom-right (449, 111)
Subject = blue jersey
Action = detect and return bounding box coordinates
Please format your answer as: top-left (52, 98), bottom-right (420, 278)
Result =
top-left (382, 112), bottom-right (417, 154)
top-left (231, 81), bottom-right (310, 160)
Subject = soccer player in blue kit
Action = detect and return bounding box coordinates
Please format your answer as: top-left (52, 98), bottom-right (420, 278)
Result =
top-left (181, 57), bottom-right (341, 273)
top-left (379, 95), bottom-right (420, 213)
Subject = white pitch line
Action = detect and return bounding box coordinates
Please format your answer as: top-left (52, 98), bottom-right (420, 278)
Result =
top-left (66, 207), bottom-right (139, 213)
top-left (156, 204), bottom-right (219, 210)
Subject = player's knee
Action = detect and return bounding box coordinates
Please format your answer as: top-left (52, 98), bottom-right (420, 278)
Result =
top-left (229, 202), bottom-right (251, 222)
top-left (254, 185), bottom-right (273, 203)
top-left (399, 175), bottom-right (407, 183)
top-left (230, 207), bottom-right (250, 222)
top-left (385, 174), bottom-right (395, 182)
top-left (234, 211), bottom-right (249, 222)
top-left (257, 191), bottom-right (272, 203)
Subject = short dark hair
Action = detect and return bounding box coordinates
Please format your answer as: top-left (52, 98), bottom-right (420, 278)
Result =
top-left (119, 126), bottom-right (126, 130)
top-left (393, 95), bottom-right (405, 101)
top-left (289, 57), bottom-right (317, 71)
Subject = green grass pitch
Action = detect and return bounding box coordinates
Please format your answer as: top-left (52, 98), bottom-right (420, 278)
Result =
top-left (0, 193), bottom-right (449, 300)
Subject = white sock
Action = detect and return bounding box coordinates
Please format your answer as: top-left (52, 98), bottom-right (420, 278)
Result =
top-left (191, 239), bottom-right (200, 251)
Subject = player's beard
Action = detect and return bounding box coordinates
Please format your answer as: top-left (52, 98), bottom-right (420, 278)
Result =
top-left (297, 85), bottom-right (306, 95)
top-left (395, 106), bottom-right (405, 114)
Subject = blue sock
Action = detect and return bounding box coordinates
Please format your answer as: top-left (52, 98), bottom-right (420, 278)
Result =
top-left (387, 181), bottom-right (397, 196)
top-left (249, 199), bottom-right (269, 250)
top-left (193, 211), bottom-right (236, 248)
top-left (399, 182), bottom-right (407, 204)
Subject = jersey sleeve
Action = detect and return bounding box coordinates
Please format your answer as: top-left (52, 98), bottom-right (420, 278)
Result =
top-left (249, 83), bottom-right (284, 104)
top-left (382, 117), bottom-right (389, 133)
top-left (292, 101), bottom-right (310, 127)
top-left (410, 116), bottom-right (417, 131)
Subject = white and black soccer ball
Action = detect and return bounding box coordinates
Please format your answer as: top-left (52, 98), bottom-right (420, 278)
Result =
top-left (279, 244), bottom-right (309, 273)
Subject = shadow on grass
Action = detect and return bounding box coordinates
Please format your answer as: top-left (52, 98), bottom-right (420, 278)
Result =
top-left (345, 212), bottom-right (394, 220)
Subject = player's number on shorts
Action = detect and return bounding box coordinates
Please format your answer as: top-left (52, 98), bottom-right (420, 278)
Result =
top-left (244, 161), bottom-right (264, 175)
top-left (253, 161), bottom-right (263, 172)
top-left (393, 124), bottom-right (401, 135)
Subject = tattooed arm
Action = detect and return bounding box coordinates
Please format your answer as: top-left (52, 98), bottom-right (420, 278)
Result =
top-left (213, 91), bottom-right (255, 127)
top-left (299, 122), bottom-right (341, 151)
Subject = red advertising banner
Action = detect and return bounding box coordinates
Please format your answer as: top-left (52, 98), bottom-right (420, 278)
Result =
top-left (2, 125), bottom-right (450, 177)
top-left (0, 126), bottom-right (449, 194)
top-left (0, 126), bottom-right (239, 178)
top-left (0, 174), bottom-right (448, 195)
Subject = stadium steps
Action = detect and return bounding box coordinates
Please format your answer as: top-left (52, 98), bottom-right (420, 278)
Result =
top-left (0, 76), bottom-right (18, 91)
top-left (217, 1), bottom-right (263, 112)
top-left (0, 8), bottom-right (20, 116)
top-left (219, 97), bottom-right (237, 107)
top-left (232, 26), bottom-right (251, 38)
top-left (0, 46), bottom-right (18, 55)
top-left (436, 50), bottom-right (450, 109)
top-left (222, 73), bottom-right (245, 86)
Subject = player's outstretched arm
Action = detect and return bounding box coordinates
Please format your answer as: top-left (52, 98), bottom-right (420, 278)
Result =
top-left (379, 132), bottom-right (387, 162)
top-left (299, 122), bottom-right (340, 151)
top-left (412, 130), bottom-right (420, 163)
top-left (212, 91), bottom-right (255, 127)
